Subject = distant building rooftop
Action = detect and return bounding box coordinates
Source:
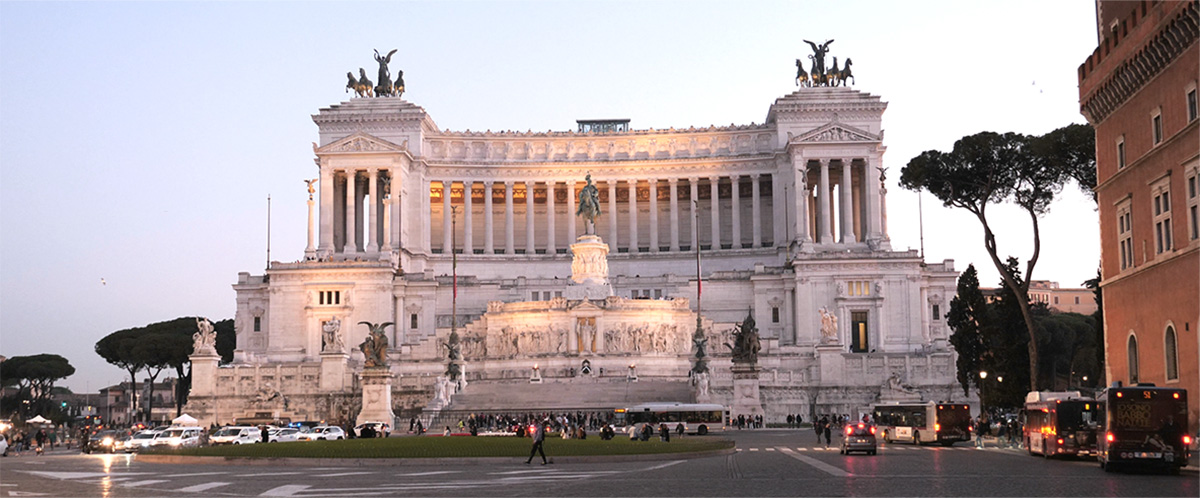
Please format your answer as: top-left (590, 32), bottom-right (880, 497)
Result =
top-left (576, 119), bottom-right (630, 133)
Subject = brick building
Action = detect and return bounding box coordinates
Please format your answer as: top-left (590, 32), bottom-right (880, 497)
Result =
top-left (1078, 0), bottom-right (1198, 432)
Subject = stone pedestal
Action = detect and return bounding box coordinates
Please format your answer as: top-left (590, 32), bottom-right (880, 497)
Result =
top-left (320, 351), bottom-right (349, 392)
top-left (816, 344), bottom-right (845, 385)
top-left (188, 352), bottom-right (221, 396)
top-left (564, 235), bottom-right (614, 300)
top-left (730, 363), bottom-right (765, 420)
top-left (356, 368), bottom-right (396, 427)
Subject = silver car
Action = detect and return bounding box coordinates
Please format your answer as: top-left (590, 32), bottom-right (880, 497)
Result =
top-left (297, 426), bottom-right (345, 441)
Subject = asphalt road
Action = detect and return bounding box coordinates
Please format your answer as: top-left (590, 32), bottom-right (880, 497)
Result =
top-left (2, 430), bottom-right (1196, 497)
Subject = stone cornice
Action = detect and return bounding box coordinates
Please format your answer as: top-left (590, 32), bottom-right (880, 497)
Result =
top-left (1080, 1), bottom-right (1199, 124)
top-left (422, 129), bottom-right (778, 163)
top-left (422, 156), bottom-right (779, 181)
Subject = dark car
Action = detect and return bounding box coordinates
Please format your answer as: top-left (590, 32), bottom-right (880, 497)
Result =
top-left (841, 423), bottom-right (878, 455)
top-left (85, 430), bottom-right (123, 454)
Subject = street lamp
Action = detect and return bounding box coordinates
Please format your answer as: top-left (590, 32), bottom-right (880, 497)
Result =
top-left (979, 371), bottom-right (988, 380)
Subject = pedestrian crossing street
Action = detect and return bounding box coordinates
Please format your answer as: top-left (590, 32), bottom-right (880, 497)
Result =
top-left (15, 460), bottom-right (688, 497)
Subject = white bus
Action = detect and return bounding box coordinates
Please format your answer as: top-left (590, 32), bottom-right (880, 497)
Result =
top-left (873, 402), bottom-right (972, 446)
top-left (614, 402), bottom-right (727, 435)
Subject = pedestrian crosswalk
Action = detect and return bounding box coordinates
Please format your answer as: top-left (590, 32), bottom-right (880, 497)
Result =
top-left (735, 445), bottom-right (1021, 453)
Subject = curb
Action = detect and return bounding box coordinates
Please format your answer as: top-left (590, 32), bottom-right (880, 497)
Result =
top-left (134, 447), bottom-right (736, 467)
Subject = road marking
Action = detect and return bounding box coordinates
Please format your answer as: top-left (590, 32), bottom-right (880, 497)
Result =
top-left (396, 471), bottom-right (460, 476)
top-left (260, 485), bottom-right (311, 496)
top-left (489, 469), bottom-right (554, 475)
top-left (320, 472), bottom-right (376, 477)
top-left (177, 482), bottom-right (232, 493)
top-left (749, 448), bottom-right (759, 451)
top-left (162, 472), bottom-right (230, 478)
top-left (765, 447), bottom-right (776, 451)
top-left (122, 480), bottom-right (169, 488)
top-left (20, 471), bottom-right (151, 480)
top-left (777, 447), bottom-right (851, 477)
top-left (238, 471), bottom-right (306, 477)
top-left (797, 447), bottom-right (808, 451)
top-left (8, 491), bottom-right (52, 496)
top-left (642, 460), bottom-right (685, 471)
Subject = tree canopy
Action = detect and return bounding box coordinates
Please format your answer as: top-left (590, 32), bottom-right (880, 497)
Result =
top-left (901, 123), bottom-right (1095, 391)
top-left (0, 353), bottom-right (75, 418)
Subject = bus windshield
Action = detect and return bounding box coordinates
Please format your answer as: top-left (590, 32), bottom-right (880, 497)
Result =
top-left (1055, 401), bottom-right (1098, 432)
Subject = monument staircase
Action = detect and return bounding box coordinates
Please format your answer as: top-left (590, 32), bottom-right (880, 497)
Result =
top-left (425, 378), bottom-right (694, 430)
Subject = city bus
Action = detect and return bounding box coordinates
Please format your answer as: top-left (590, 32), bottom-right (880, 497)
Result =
top-left (1096, 384), bottom-right (1190, 473)
top-left (873, 402), bottom-right (972, 446)
top-left (613, 402), bottom-right (727, 435)
top-left (1023, 391), bottom-right (1099, 458)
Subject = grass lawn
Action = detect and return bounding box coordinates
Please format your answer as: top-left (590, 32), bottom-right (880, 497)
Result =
top-left (151, 435), bottom-right (733, 459)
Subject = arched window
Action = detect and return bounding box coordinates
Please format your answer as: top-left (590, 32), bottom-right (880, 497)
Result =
top-left (1165, 325), bottom-right (1178, 381)
top-left (1127, 334), bottom-right (1140, 384)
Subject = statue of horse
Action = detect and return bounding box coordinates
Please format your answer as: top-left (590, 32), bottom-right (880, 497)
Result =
top-left (795, 59), bottom-right (810, 87)
top-left (393, 69), bottom-right (405, 98)
top-left (827, 57), bottom-right (841, 87)
top-left (809, 55), bottom-right (825, 86)
top-left (576, 174), bottom-right (601, 234)
top-left (355, 68), bottom-right (374, 98)
top-left (345, 72), bottom-right (358, 94)
top-left (839, 58), bottom-right (855, 86)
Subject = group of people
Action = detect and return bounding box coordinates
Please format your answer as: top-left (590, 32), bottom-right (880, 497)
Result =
top-left (812, 414), bottom-right (862, 446)
top-left (974, 412), bottom-right (1023, 449)
top-left (732, 414), bottom-right (765, 429)
top-left (0, 428), bottom-right (56, 456)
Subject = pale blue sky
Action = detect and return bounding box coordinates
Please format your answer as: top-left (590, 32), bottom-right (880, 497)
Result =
top-left (1, 1), bottom-right (1099, 393)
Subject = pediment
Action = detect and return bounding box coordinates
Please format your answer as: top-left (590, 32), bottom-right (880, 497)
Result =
top-left (316, 132), bottom-right (407, 154)
top-left (570, 300), bottom-right (604, 312)
top-left (792, 122), bottom-right (879, 144)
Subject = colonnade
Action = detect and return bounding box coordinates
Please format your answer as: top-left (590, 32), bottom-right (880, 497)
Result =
top-left (317, 167), bottom-right (395, 256)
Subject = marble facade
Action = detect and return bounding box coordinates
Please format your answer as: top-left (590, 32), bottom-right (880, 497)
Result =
top-left (184, 87), bottom-right (970, 427)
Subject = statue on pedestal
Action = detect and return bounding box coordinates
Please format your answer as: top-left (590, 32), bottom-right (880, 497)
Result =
top-left (576, 174), bottom-right (601, 235)
top-left (192, 318), bottom-right (217, 355)
top-left (819, 307), bottom-right (839, 344)
top-left (322, 317), bottom-right (344, 353)
top-left (728, 309), bottom-right (761, 364)
top-left (358, 321), bottom-right (393, 368)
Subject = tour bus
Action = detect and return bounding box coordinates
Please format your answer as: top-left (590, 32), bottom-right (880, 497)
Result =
top-left (873, 402), bottom-right (972, 446)
top-left (614, 402), bottom-right (727, 435)
top-left (1023, 391), bottom-right (1099, 458)
top-left (1096, 384), bottom-right (1190, 473)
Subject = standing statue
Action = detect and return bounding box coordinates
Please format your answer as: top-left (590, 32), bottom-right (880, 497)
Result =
top-left (322, 316), bottom-right (344, 353)
top-left (358, 321), bottom-right (393, 368)
top-left (819, 307), bottom-right (839, 344)
top-left (803, 38), bottom-right (834, 78)
top-left (304, 178), bottom-right (318, 200)
top-left (373, 49), bottom-right (398, 97)
top-left (192, 318), bottom-right (217, 355)
top-left (576, 173), bottom-right (602, 235)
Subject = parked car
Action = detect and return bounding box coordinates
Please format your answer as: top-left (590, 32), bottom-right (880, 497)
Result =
top-left (1, 433), bottom-right (9, 456)
top-left (209, 426), bottom-right (262, 445)
top-left (124, 430), bottom-right (160, 453)
top-left (268, 427), bottom-right (301, 443)
top-left (86, 430), bottom-right (123, 453)
top-left (841, 423), bottom-right (878, 455)
top-left (298, 426), bottom-right (346, 441)
top-left (354, 422), bottom-right (391, 438)
top-left (151, 426), bottom-right (204, 448)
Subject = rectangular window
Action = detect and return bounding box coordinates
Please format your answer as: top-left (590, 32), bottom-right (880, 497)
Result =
top-left (932, 304), bottom-right (940, 320)
top-left (1152, 111), bottom-right (1163, 145)
top-left (410, 314), bottom-right (419, 329)
top-left (631, 290), bottom-right (639, 299)
top-left (1053, 296), bottom-right (1059, 304)
top-left (653, 289), bottom-right (662, 299)
top-left (1117, 138), bottom-right (1126, 169)
top-left (1188, 171), bottom-right (1199, 241)
top-left (1152, 179), bottom-right (1173, 254)
top-left (1075, 296), bottom-right (1080, 304)
top-left (772, 307), bottom-right (780, 323)
top-left (318, 291), bottom-right (341, 306)
top-left (850, 311), bottom-right (869, 353)
top-left (253, 316), bottom-right (261, 332)
top-left (1188, 88), bottom-right (1197, 123)
top-left (1117, 201), bottom-right (1133, 271)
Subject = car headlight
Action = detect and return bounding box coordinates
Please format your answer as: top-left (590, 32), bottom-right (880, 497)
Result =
top-left (102, 437), bottom-right (113, 446)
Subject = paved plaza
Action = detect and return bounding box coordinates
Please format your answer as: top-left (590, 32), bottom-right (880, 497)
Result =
top-left (2, 431), bottom-right (1195, 497)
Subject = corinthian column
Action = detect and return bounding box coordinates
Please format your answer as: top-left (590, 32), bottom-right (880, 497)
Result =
top-left (318, 167), bottom-right (333, 256)
top-left (709, 176), bottom-right (721, 250)
top-left (628, 180), bottom-right (639, 252)
top-left (751, 174), bottom-right (762, 248)
top-left (648, 178), bottom-right (659, 252)
top-left (841, 160), bottom-right (856, 244)
top-left (608, 180), bottom-right (618, 248)
top-left (525, 181), bottom-right (536, 254)
top-left (483, 181), bottom-right (495, 254)
top-left (668, 178), bottom-right (680, 251)
top-left (463, 180), bottom-right (473, 254)
top-left (546, 181), bottom-right (556, 254)
top-left (367, 169), bottom-right (380, 253)
top-left (505, 181), bottom-right (515, 255)
top-left (442, 180), bottom-right (453, 254)
top-left (344, 170), bottom-right (358, 253)
top-left (818, 160), bottom-right (833, 244)
top-left (689, 178), bottom-right (699, 250)
top-left (566, 179), bottom-right (576, 242)
top-left (730, 174), bottom-right (742, 249)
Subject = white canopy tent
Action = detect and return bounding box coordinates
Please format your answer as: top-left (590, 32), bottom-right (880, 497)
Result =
top-left (171, 414), bottom-right (199, 426)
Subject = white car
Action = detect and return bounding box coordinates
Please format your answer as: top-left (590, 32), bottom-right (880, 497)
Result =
top-left (124, 430), bottom-right (160, 452)
top-left (209, 426), bottom-right (262, 445)
top-left (151, 427), bottom-right (204, 448)
top-left (298, 426), bottom-right (345, 441)
top-left (268, 427), bottom-right (301, 443)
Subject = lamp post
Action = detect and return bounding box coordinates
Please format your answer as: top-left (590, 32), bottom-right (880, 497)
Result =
top-left (978, 371), bottom-right (988, 414)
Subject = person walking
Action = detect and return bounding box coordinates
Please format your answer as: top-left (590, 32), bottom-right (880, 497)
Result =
top-left (814, 416), bottom-right (823, 443)
top-left (525, 420), bottom-right (548, 465)
top-left (974, 416), bottom-right (986, 449)
top-left (821, 416), bottom-right (832, 447)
